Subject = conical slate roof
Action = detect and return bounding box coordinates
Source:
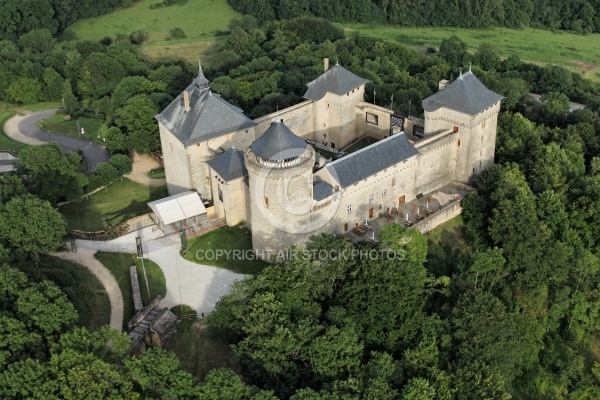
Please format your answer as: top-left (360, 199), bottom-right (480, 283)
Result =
top-left (303, 64), bottom-right (369, 101)
top-left (250, 120), bottom-right (307, 161)
top-left (206, 148), bottom-right (248, 181)
top-left (422, 70), bottom-right (503, 116)
top-left (194, 62), bottom-right (209, 88)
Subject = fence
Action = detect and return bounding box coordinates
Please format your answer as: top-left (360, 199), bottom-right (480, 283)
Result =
top-left (184, 218), bottom-right (227, 239)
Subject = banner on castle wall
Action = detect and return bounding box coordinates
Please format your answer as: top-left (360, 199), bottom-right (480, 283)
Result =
top-left (390, 115), bottom-right (404, 135)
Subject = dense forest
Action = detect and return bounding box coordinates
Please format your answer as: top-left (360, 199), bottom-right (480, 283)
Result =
top-left (229, 0), bottom-right (600, 34)
top-left (2, 10), bottom-right (600, 399)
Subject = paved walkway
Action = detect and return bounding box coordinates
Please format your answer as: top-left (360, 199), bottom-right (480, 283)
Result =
top-left (69, 225), bottom-right (245, 317)
top-left (50, 249), bottom-right (124, 331)
top-left (4, 110), bottom-right (110, 171)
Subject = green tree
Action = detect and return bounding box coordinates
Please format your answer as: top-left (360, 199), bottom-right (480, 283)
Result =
top-left (439, 35), bottom-right (468, 68)
top-left (401, 377), bottom-right (436, 400)
top-left (18, 143), bottom-right (89, 204)
top-left (18, 28), bottom-right (56, 54)
top-left (474, 42), bottom-right (500, 70)
top-left (17, 280), bottom-right (78, 336)
top-left (114, 94), bottom-right (160, 153)
top-left (89, 162), bottom-right (119, 190)
top-left (105, 126), bottom-right (131, 154)
top-left (79, 52), bottom-right (126, 98)
top-left (108, 154), bottom-right (133, 176)
top-left (62, 79), bottom-right (78, 113)
top-left (6, 77), bottom-right (41, 104)
top-left (0, 195), bottom-right (66, 259)
top-left (0, 174), bottom-right (25, 204)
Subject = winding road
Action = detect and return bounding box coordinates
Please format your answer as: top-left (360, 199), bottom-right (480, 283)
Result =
top-left (15, 109), bottom-right (109, 171)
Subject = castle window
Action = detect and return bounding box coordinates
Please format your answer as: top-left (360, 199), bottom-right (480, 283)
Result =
top-left (483, 121), bottom-right (486, 128)
top-left (265, 197), bottom-right (269, 207)
top-left (382, 189), bottom-right (387, 197)
top-left (378, 204), bottom-right (383, 210)
top-left (366, 112), bottom-right (378, 125)
top-left (368, 194), bottom-right (374, 203)
top-left (347, 204), bottom-right (352, 213)
top-left (453, 126), bottom-right (459, 133)
top-left (392, 177), bottom-right (396, 186)
top-left (218, 185), bottom-right (223, 202)
top-left (457, 139), bottom-right (461, 147)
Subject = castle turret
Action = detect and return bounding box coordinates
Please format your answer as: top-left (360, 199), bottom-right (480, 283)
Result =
top-left (421, 70), bottom-right (503, 182)
top-left (246, 120), bottom-right (315, 259)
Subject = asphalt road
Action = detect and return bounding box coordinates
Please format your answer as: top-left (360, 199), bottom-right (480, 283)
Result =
top-left (17, 110), bottom-right (109, 171)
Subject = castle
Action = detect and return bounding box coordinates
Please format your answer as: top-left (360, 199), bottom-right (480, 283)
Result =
top-left (156, 60), bottom-right (503, 258)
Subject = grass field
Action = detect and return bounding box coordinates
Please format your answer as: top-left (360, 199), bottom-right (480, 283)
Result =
top-left (427, 215), bottom-right (465, 243)
top-left (60, 178), bottom-right (168, 231)
top-left (27, 255), bottom-right (111, 330)
top-left (184, 225), bottom-right (267, 275)
top-left (62, 0), bottom-right (240, 47)
top-left (95, 251), bottom-right (137, 329)
top-left (342, 24), bottom-right (600, 80)
top-left (38, 113), bottom-right (109, 145)
top-left (136, 258), bottom-right (167, 304)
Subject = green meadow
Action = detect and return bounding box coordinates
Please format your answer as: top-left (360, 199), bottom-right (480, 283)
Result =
top-left (341, 24), bottom-right (600, 80)
top-left (62, 0), bottom-right (241, 45)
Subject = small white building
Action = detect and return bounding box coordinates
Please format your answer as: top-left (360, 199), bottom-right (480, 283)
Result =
top-left (148, 191), bottom-right (207, 234)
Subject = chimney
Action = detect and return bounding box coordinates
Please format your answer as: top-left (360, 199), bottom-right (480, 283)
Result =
top-left (438, 79), bottom-right (450, 91)
top-left (183, 90), bottom-right (190, 112)
top-left (324, 58), bottom-right (329, 72)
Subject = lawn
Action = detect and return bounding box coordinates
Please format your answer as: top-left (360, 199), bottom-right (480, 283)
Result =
top-left (184, 225), bottom-right (268, 275)
top-left (166, 317), bottom-right (242, 380)
top-left (0, 111), bottom-right (27, 153)
top-left (341, 24), bottom-right (600, 81)
top-left (147, 167), bottom-right (166, 179)
top-left (38, 113), bottom-right (109, 145)
top-left (60, 178), bottom-right (168, 231)
top-left (62, 0), bottom-right (241, 45)
top-left (136, 257), bottom-right (167, 304)
top-left (95, 251), bottom-right (137, 330)
top-left (427, 215), bottom-right (465, 244)
top-left (343, 136), bottom-right (379, 153)
top-left (24, 255), bottom-right (111, 330)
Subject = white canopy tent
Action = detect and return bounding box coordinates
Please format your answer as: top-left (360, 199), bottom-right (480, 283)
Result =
top-left (148, 191), bottom-right (207, 232)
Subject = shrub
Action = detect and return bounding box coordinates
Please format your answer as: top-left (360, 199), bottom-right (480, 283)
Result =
top-left (170, 27), bottom-right (186, 39)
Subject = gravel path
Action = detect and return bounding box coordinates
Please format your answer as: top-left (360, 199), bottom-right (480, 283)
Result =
top-left (126, 152), bottom-right (166, 188)
top-left (73, 225), bottom-right (245, 316)
top-left (50, 249), bottom-right (124, 331)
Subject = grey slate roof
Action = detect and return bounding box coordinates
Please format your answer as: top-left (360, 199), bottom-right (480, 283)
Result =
top-left (326, 133), bottom-right (418, 188)
top-left (155, 82), bottom-right (256, 146)
top-left (422, 71), bottom-right (503, 116)
top-left (250, 120), bottom-right (307, 161)
top-left (194, 63), bottom-right (209, 88)
top-left (206, 148), bottom-right (248, 181)
top-left (304, 64), bottom-right (369, 101)
top-left (313, 181), bottom-right (333, 201)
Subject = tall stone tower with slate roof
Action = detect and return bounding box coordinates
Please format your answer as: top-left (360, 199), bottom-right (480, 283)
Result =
top-left (245, 119), bottom-right (317, 256)
top-left (304, 63), bottom-right (369, 149)
top-left (156, 65), bottom-right (257, 197)
top-left (420, 69), bottom-right (503, 184)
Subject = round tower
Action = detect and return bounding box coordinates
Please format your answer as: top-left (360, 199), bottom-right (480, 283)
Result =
top-left (246, 120), bottom-right (315, 259)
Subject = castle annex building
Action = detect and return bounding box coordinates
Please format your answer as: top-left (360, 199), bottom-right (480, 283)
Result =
top-left (156, 62), bottom-right (503, 257)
